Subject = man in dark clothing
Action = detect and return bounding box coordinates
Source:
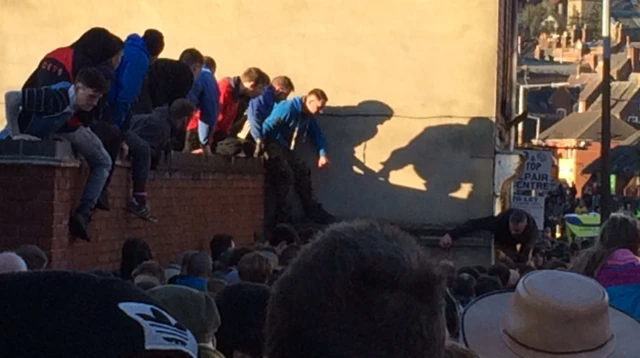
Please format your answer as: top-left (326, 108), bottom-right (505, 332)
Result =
top-left (440, 208), bottom-right (538, 263)
top-left (129, 99), bottom-right (196, 168)
top-left (133, 58), bottom-right (195, 153)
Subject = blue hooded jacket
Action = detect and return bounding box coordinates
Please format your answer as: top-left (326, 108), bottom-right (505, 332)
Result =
top-left (187, 67), bottom-right (219, 145)
top-left (108, 34), bottom-right (150, 128)
top-left (247, 85), bottom-right (275, 141)
top-left (261, 96), bottom-right (327, 156)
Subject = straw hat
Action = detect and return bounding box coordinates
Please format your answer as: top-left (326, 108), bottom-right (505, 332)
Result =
top-left (461, 270), bottom-right (640, 357)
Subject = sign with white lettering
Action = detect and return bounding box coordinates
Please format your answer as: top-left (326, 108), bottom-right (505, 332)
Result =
top-left (511, 150), bottom-right (554, 228)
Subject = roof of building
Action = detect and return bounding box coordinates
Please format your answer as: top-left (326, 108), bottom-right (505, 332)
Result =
top-left (518, 57), bottom-right (577, 76)
top-left (588, 81), bottom-right (640, 116)
top-left (522, 113), bottom-right (564, 143)
top-left (629, 72), bottom-right (640, 82)
top-left (538, 111), bottom-right (637, 141)
top-left (622, 130), bottom-right (640, 145)
top-left (611, 52), bottom-right (631, 71)
top-left (612, 9), bottom-right (640, 41)
top-left (568, 73), bottom-right (603, 101)
top-left (612, 0), bottom-right (637, 10)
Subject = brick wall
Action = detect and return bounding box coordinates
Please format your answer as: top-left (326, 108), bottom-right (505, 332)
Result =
top-left (0, 149), bottom-right (264, 271)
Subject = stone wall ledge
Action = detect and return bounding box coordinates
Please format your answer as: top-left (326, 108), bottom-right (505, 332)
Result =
top-left (0, 139), bottom-right (264, 175)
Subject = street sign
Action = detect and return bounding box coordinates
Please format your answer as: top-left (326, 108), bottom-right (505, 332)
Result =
top-left (511, 149), bottom-right (554, 228)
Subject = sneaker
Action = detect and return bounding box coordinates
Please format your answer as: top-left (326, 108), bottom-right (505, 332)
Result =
top-left (306, 205), bottom-right (336, 225)
top-left (95, 190), bottom-right (110, 211)
top-left (69, 212), bottom-right (90, 241)
top-left (127, 198), bottom-right (158, 223)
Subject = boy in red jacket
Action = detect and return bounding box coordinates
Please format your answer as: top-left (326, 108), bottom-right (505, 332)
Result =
top-left (214, 67), bottom-right (270, 142)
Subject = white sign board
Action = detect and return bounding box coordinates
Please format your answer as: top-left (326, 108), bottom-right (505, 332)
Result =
top-left (511, 150), bottom-right (553, 228)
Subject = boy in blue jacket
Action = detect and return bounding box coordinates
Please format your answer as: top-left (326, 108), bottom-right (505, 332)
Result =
top-left (182, 50), bottom-right (218, 156)
top-left (17, 68), bottom-right (112, 241)
top-left (109, 29), bottom-right (164, 127)
top-left (244, 75), bottom-right (294, 156)
top-left (261, 88), bottom-right (335, 226)
top-left (106, 29), bottom-right (164, 222)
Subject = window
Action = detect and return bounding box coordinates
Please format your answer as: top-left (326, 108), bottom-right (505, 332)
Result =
top-left (556, 108), bottom-right (567, 117)
top-left (573, 103), bottom-right (579, 112)
top-left (629, 116), bottom-right (639, 124)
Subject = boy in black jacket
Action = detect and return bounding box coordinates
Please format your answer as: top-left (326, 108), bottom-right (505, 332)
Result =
top-left (129, 99), bottom-right (196, 169)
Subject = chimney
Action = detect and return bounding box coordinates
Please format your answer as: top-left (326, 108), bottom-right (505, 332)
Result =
top-left (618, 23), bottom-right (624, 45)
top-left (579, 101), bottom-right (586, 113)
top-left (571, 25), bottom-right (579, 46)
top-left (582, 24), bottom-right (588, 43)
top-left (534, 45), bottom-right (543, 60)
top-left (627, 35), bottom-right (631, 48)
top-left (631, 46), bottom-right (640, 72)
top-left (561, 31), bottom-right (568, 49)
top-left (540, 33), bottom-right (548, 49)
top-left (591, 54), bottom-right (599, 71)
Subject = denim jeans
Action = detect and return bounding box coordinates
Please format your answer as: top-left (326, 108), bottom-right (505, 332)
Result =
top-left (58, 126), bottom-right (112, 215)
top-left (124, 131), bottom-right (150, 191)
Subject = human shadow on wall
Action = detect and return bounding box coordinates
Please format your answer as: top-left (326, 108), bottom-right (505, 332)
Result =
top-left (299, 107), bottom-right (494, 227)
top-left (320, 100), bottom-right (394, 175)
top-left (285, 100), bottom-right (392, 224)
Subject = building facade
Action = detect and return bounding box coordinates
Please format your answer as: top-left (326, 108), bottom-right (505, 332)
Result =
top-left (0, 0), bottom-right (516, 226)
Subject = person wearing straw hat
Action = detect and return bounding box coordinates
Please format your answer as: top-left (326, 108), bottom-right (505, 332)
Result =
top-left (461, 270), bottom-right (640, 357)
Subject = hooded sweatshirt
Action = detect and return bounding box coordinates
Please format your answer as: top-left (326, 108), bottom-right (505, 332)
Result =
top-left (109, 34), bottom-right (151, 128)
top-left (186, 67), bottom-right (219, 145)
top-left (19, 28), bottom-right (122, 132)
top-left (261, 96), bottom-right (328, 156)
top-left (135, 59), bottom-right (193, 114)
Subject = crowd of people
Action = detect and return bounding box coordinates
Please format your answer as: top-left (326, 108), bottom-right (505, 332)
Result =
top-left (1, 211), bottom-right (640, 357)
top-left (3, 26), bottom-right (640, 358)
top-left (1, 26), bottom-right (334, 241)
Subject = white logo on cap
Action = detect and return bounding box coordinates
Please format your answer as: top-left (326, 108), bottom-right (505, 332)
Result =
top-left (118, 302), bottom-right (198, 357)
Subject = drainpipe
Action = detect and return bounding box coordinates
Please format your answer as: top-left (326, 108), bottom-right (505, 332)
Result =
top-left (513, 82), bottom-right (583, 150)
top-left (528, 115), bottom-right (542, 141)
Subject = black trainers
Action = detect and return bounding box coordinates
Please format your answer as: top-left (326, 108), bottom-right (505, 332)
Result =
top-left (306, 205), bottom-right (336, 225)
top-left (127, 198), bottom-right (158, 223)
top-left (95, 190), bottom-right (110, 211)
top-left (69, 212), bottom-right (90, 241)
